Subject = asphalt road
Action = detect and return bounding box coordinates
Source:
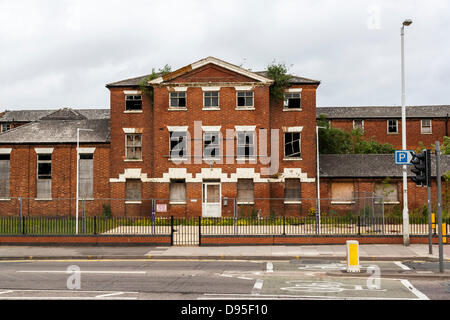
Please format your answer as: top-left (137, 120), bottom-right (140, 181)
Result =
top-left (0, 259), bottom-right (447, 300)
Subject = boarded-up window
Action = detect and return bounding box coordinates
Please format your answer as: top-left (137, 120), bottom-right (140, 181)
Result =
top-left (125, 134), bottom-right (142, 160)
top-left (126, 179), bottom-right (141, 201)
top-left (374, 183), bottom-right (398, 203)
top-left (331, 182), bottom-right (354, 201)
top-left (170, 179), bottom-right (186, 203)
top-left (237, 179), bottom-right (254, 203)
top-left (37, 154), bottom-right (52, 199)
top-left (79, 153), bottom-right (93, 199)
top-left (285, 179), bottom-right (301, 201)
top-left (0, 154), bottom-right (10, 198)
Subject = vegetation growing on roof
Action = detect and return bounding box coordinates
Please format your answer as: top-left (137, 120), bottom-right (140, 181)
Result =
top-left (266, 61), bottom-right (292, 101)
top-left (138, 64), bottom-right (172, 100)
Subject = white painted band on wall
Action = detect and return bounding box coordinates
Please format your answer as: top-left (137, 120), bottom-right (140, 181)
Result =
top-left (234, 86), bottom-right (253, 91)
top-left (123, 90), bottom-right (141, 95)
top-left (167, 126), bottom-right (189, 132)
top-left (235, 125), bottom-right (256, 131)
top-left (282, 126), bottom-right (303, 132)
top-left (201, 126), bottom-right (222, 131)
top-left (77, 148), bottom-right (96, 154)
top-left (202, 86), bottom-right (221, 91)
top-left (0, 148), bottom-right (12, 154)
top-left (285, 88), bottom-right (302, 93)
top-left (173, 87), bottom-right (188, 92)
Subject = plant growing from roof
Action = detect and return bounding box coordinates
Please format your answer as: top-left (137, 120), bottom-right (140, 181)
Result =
top-left (266, 61), bottom-right (292, 101)
top-left (138, 64), bottom-right (172, 102)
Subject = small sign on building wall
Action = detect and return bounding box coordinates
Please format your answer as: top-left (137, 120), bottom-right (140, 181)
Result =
top-left (156, 204), bottom-right (167, 213)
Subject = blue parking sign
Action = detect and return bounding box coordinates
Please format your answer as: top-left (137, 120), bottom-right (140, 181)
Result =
top-left (395, 150), bottom-right (413, 165)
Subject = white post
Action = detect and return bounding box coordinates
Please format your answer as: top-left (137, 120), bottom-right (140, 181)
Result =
top-left (316, 126), bottom-right (325, 234)
top-left (401, 20), bottom-right (412, 246)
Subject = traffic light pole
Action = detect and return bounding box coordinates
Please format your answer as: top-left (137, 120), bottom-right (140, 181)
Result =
top-left (435, 141), bottom-right (444, 273)
top-left (427, 183), bottom-right (432, 255)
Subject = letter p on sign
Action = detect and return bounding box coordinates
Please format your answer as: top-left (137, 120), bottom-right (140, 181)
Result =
top-left (346, 240), bottom-right (360, 272)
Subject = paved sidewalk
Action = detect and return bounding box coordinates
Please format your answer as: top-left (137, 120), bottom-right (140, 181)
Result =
top-left (0, 244), bottom-right (448, 261)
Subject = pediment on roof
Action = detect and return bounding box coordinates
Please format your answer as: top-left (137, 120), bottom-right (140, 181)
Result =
top-left (149, 57), bottom-right (273, 85)
top-left (40, 108), bottom-right (87, 121)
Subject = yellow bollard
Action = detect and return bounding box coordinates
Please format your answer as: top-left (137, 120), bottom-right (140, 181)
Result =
top-left (432, 213), bottom-right (436, 234)
top-left (346, 240), bottom-right (360, 273)
top-left (443, 223), bottom-right (447, 244)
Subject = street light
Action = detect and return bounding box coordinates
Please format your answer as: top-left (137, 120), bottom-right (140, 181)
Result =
top-left (76, 128), bottom-right (94, 235)
top-left (316, 125), bottom-right (327, 234)
top-left (401, 19), bottom-right (412, 246)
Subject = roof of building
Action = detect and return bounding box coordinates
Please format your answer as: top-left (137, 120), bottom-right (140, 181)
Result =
top-left (0, 118), bottom-right (110, 144)
top-left (319, 154), bottom-right (450, 178)
top-left (254, 71), bottom-right (321, 85)
top-left (317, 105), bottom-right (450, 119)
top-left (0, 108), bottom-right (110, 122)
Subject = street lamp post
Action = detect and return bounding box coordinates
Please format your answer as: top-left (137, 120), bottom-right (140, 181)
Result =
top-left (76, 128), bottom-right (94, 235)
top-left (316, 125), bottom-right (326, 234)
top-left (401, 19), bottom-right (412, 246)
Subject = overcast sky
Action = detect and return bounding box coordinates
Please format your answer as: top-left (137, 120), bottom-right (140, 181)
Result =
top-left (0, 0), bottom-right (449, 110)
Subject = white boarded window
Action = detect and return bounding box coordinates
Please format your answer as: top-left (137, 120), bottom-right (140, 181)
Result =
top-left (331, 182), bottom-right (354, 202)
top-left (126, 179), bottom-right (141, 201)
top-left (170, 179), bottom-right (186, 203)
top-left (284, 179), bottom-right (301, 202)
top-left (237, 179), bottom-right (254, 203)
top-left (421, 119), bottom-right (432, 134)
top-left (125, 133), bottom-right (142, 160)
top-left (0, 154), bottom-right (10, 198)
top-left (37, 154), bottom-right (52, 199)
top-left (79, 154), bottom-right (93, 199)
top-left (374, 183), bottom-right (398, 203)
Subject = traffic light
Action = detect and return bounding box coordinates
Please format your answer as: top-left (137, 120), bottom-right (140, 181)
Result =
top-left (410, 150), bottom-right (431, 187)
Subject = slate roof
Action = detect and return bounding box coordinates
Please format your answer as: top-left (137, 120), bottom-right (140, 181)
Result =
top-left (0, 109), bottom-right (110, 122)
top-left (0, 119), bottom-right (110, 144)
top-left (317, 105), bottom-right (450, 119)
top-left (319, 154), bottom-right (450, 178)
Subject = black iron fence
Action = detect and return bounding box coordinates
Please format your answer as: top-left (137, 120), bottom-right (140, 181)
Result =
top-left (0, 216), bottom-right (448, 246)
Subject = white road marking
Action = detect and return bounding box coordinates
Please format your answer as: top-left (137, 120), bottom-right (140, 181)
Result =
top-left (237, 277), bottom-right (254, 280)
top-left (266, 262), bottom-right (273, 273)
top-left (199, 293), bottom-right (424, 300)
top-left (252, 279), bottom-right (264, 295)
top-left (0, 289), bottom-right (139, 300)
top-left (95, 292), bottom-right (127, 298)
top-left (394, 262), bottom-right (411, 270)
top-left (0, 290), bottom-right (13, 295)
top-left (400, 280), bottom-right (429, 300)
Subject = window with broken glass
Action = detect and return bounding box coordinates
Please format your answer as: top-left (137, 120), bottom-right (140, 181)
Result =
top-left (125, 95), bottom-right (142, 111)
top-left (284, 132), bottom-right (301, 158)
top-left (170, 92), bottom-right (186, 108)
top-left (204, 91), bottom-right (219, 108)
top-left (1, 123), bottom-right (10, 132)
top-left (0, 154), bottom-right (10, 198)
top-left (283, 93), bottom-right (301, 109)
top-left (237, 132), bottom-right (255, 158)
top-left (203, 132), bottom-right (220, 159)
top-left (170, 131), bottom-right (187, 159)
top-left (37, 154), bottom-right (52, 198)
top-left (353, 120), bottom-right (364, 132)
top-left (236, 91), bottom-right (253, 108)
top-left (125, 134), bottom-right (142, 160)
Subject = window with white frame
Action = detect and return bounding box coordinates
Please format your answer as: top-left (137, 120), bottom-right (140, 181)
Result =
top-left (79, 154), bottom-right (93, 199)
top-left (125, 134), bottom-right (142, 160)
top-left (421, 119), bottom-right (432, 134)
top-left (387, 119), bottom-right (398, 134)
top-left (170, 179), bottom-right (186, 204)
top-left (203, 131), bottom-right (220, 159)
top-left (0, 154), bottom-right (10, 198)
top-left (125, 95), bottom-right (142, 111)
top-left (170, 131), bottom-right (187, 159)
top-left (284, 93), bottom-right (301, 109)
top-left (169, 92), bottom-right (186, 108)
top-left (237, 131), bottom-right (255, 158)
top-left (236, 91), bottom-right (253, 108)
top-left (284, 132), bottom-right (301, 159)
top-left (353, 120), bottom-right (364, 132)
top-left (284, 179), bottom-right (301, 202)
top-left (37, 154), bottom-right (52, 199)
top-left (237, 179), bottom-right (254, 204)
top-left (126, 179), bottom-right (141, 201)
top-left (204, 91), bottom-right (219, 108)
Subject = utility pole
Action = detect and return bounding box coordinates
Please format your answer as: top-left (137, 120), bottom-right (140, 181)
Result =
top-left (436, 141), bottom-right (444, 273)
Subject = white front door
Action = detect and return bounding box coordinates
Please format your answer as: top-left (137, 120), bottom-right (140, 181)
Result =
top-left (202, 183), bottom-right (221, 217)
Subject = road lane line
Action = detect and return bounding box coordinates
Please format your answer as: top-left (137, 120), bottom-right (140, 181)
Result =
top-left (16, 270), bottom-right (146, 274)
top-left (0, 290), bottom-right (13, 295)
top-left (252, 279), bottom-right (264, 295)
top-left (400, 280), bottom-right (429, 300)
top-left (95, 292), bottom-right (126, 298)
top-left (394, 262), bottom-right (411, 270)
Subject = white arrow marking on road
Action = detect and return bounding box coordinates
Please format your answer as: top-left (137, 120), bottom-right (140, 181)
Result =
top-left (252, 279), bottom-right (264, 295)
top-left (394, 262), bottom-right (411, 270)
top-left (266, 262), bottom-right (273, 273)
